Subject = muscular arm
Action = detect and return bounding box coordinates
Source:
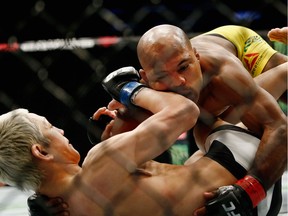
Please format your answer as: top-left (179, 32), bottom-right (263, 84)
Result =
top-left (129, 88), bottom-right (199, 164)
top-left (85, 88), bottom-right (199, 171)
top-left (240, 86), bottom-right (287, 189)
top-left (117, 88), bottom-right (200, 166)
top-left (219, 61), bottom-right (287, 190)
top-left (194, 58), bottom-right (287, 215)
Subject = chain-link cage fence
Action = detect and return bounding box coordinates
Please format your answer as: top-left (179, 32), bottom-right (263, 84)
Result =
top-left (0, 0), bottom-right (287, 215)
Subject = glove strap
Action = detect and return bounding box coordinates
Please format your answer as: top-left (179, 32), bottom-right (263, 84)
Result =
top-left (120, 81), bottom-right (145, 107)
top-left (236, 175), bottom-right (266, 208)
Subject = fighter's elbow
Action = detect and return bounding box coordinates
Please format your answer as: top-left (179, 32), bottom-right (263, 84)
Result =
top-left (184, 101), bottom-right (200, 128)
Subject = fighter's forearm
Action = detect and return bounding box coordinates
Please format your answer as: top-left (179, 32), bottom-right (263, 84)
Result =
top-left (241, 84), bottom-right (288, 190)
top-left (248, 126), bottom-right (287, 190)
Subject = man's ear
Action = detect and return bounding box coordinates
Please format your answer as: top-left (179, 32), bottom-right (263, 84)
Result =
top-left (139, 69), bottom-right (148, 84)
top-left (193, 48), bottom-right (200, 61)
top-left (31, 144), bottom-right (53, 161)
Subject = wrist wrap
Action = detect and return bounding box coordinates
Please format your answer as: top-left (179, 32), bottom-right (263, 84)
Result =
top-left (120, 81), bottom-right (145, 107)
top-left (236, 175), bottom-right (266, 208)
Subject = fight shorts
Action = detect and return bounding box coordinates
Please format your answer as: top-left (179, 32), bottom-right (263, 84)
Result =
top-left (204, 124), bottom-right (282, 216)
top-left (203, 25), bottom-right (277, 77)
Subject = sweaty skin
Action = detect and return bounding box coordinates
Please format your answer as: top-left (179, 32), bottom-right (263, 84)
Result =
top-left (137, 24), bottom-right (287, 192)
top-left (27, 25), bottom-right (287, 215)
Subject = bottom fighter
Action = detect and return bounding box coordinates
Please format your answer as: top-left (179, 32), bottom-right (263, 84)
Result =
top-left (25, 67), bottom-right (282, 216)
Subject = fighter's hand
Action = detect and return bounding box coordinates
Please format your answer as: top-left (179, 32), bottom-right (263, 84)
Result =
top-left (86, 107), bottom-right (116, 143)
top-left (27, 193), bottom-right (69, 216)
top-left (193, 191), bottom-right (216, 215)
top-left (93, 107), bottom-right (117, 141)
top-left (194, 175), bottom-right (266, 216)
top-left (107, 99), bottom-right (125, 111)
top-left (92, 107), bottom-right (117, 122)
top-left (102, 66), bottom-right (146, 106)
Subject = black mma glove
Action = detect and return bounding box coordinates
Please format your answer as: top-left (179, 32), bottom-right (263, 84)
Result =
top-left (102, 66), bottom-right (146, 106)
top-left (206, 175), bottom-right (266, 216)
top-left (27, 193), bottom-right (69, 216)
top-left (28, 194), bottom-right (54, 216)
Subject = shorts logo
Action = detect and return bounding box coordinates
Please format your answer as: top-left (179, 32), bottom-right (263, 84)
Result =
top-left (244, 35), bottom-right (262, 52)
top-left (244, 53), bottom-right (259, 71)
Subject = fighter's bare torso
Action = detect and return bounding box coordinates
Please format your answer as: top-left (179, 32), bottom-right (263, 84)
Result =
top-left (63, 158), bottom-right (235, 216)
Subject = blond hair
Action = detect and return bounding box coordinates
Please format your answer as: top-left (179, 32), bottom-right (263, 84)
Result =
top-left (0, 108), bottom-right (49, 191)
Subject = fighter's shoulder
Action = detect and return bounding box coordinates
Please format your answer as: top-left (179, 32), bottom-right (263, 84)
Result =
top-left (191, 33), bottom-right (236, 55)
top-left (191, 33), bottom-right (227, 45)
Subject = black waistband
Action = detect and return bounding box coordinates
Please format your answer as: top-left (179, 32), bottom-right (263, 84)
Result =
top-left (210, 124), bottom-right (260, 139)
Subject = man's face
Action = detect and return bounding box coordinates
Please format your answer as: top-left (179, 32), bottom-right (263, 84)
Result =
top-left (29, 113), bottom-right (81, 164)
top-left (140, 43), bottom-right (203, 103)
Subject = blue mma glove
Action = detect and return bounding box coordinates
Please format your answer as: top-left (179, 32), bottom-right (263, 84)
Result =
top-left (102, 66), bottom-right (146, 106)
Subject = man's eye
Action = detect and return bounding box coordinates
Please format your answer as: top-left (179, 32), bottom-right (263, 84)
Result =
top-left (179, 65), bottom-right (188, 72)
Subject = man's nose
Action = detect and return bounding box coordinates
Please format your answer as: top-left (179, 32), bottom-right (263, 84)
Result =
top-left (173, 75), bottom-right (186, 86)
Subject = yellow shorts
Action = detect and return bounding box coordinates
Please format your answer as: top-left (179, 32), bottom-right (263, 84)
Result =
top-left (203, 25), bottom-right (277, 77)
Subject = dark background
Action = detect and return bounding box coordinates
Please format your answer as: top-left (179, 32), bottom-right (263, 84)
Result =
top-left (0, 0), bottom-right (286, 163)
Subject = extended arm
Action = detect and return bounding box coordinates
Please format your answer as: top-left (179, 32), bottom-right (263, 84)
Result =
top-left (100, 66), bottom-right (200, 165)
